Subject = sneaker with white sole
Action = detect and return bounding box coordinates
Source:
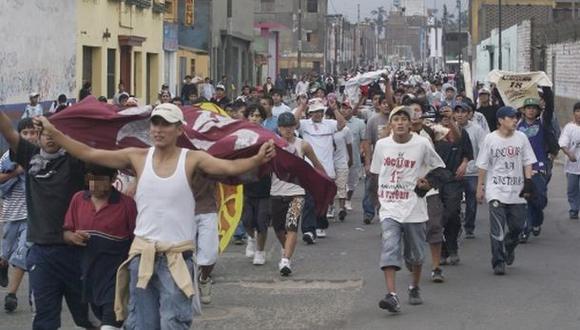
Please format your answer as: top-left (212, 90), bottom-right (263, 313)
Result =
top-left (316, 229), bottom-right (327, 238)
top-left (326, 205), bottom-right (335, 218)
top-left (279, 258), bottom-right (292, 276)
top-left (199, 278), bottom-right (212, 305)
top-left (345, 200), bottom-right (353, 211)
top-left (245, 237), bottom-right (256, 258)
top-left (302, 232), bottom-right (316, 244)
top-left (253, 251), bottom-right (266, 265)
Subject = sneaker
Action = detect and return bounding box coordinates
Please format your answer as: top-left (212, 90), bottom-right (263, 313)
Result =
top-left (326, 205), bottom-right (335, 218)
top-left (449, 253), bottom-right (460, 265)
top-left (345, 200), bottom-right (353, 211)
top-left (379, 293), bottom-right (401, 313)
top-left (4, 293), bottom-right (17, 312)
top-left (363, 214), bottom-right (373, 225)
top-left (316, 229), bottom-right (327, 238)
top-left (440, 257), bottom-right (449, 266)
top-left (570, 211), bottom-right (579, 220)
top-left (253, 251), bottom-right (266, 265)
top-left (233, 236), bottom-right (245, 245)
top-left (302, 232), bottom-right (316, 245)
top-left (519, 232), bottom-right (529, 244)
top-left (279, 258), bottom-right (292, 276)
top-left (408, 286), bottom-right (423, 305)
top-left (505, 245), bottom-right (515, 266)
top-left (431, 268), bottom-right (445, 283)
top-left (198, 278), bottom-right (212, 305)
top-left (465, 231), bottom-right (475, 239)
top-left (245, 237), bottom-right (256, 258)
top-left (338, 208), bottom-right (347, 222)
top-left (493, 262), bottom-right (506, 275)
top-left (531, 226), bottom-right (541, 237)
top-left (0, 262), bottom-right (7, 288)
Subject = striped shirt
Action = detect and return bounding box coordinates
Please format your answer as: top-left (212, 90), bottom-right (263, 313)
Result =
top-left (0, 151), bottom-right (27, 222)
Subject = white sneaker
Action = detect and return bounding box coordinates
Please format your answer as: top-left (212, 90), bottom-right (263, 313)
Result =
top-left (316, 229), bottom-right (327, 238)
top-left (345, 200), bottom-right (353, 211)
top-left (279, 258), bottom-right (292, 276)
top-left (253, 251), bottom-right (266, 265)
top-left (199, 278), bottom-right (212, 305)
top-left (245, 237), bottom-right (256, 258)
top-left (327, 205), bottom-right (335, 218)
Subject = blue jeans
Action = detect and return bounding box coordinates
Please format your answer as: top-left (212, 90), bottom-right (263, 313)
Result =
top-left (362, 175), bottom-right (376, 218)
top-left (124, 254), bottom-right (199, 330)
top-left (463, 176), bottom-right (478, 233)
top-left (301, 193), bottom-right (328, 237)
top-left (566, 173), bottom-right (580, 214)
top-left (524, 173), bottom-right (548, 232)
top-left (27, 244), bottom-right (94, 330)
top-left (233, 221), bottom-right (247, 239)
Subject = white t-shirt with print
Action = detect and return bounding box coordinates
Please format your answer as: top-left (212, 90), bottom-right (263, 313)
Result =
top-left (299, 119), bottom-right (338, 178)
top-left (370, 134), bottom-right (446, 223)
top-left (559, 122), bottom-right (580, 174)
top-left (333, 126), bottom-right (353, 170)
top-left (476, 131), bottom-right (537, 204)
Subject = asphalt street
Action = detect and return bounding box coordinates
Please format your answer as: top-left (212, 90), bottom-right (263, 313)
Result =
top-left (1, 165), bottom-right (580, 330)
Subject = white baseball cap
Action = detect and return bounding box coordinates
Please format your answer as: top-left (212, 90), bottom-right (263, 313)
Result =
top-left (307, 98), bottom-right (326, 113)
top-left (389, 106), bottom-right (413, 121)
top-left (151, 103), bottom-right (187, 125)
top-left (29, 92), bottom-right (40, 98)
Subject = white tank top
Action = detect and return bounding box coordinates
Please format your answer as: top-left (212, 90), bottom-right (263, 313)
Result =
top-left (134, 147), bottom-right (196, 243)
top-left (270, 138), bottom-right (306, 196)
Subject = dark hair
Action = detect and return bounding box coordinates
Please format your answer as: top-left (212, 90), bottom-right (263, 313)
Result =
top-left (97, 96), bottom-right (108, 103)
top-left (395, 88), bottom-right (406, 95)
top-left (85, 163), bottom-right (117, 179)
top-left (119, 94), bottom-right (129, 102)
top-left (232, 100), bottom-right (246, 110)
top-left (242, 85), bottom-right (250, 90)
top-left (415, 87), bottom-right (426, 95)
top-left (574, 102), bottom-right (580, 111)
top-left (172, 97), bottom-right (182, 103)
top-left (57, 94), bottom-right (67, 103)
top-left (17, 118), bottom-right (35, 133)
top-left (244, 104), bottom-right (267, 120)
top-left (260, 96), bottom-right (274, 106)
top-left (270, 89), bottom-right (283, 97)
top-left (402, 95), bottom-right (421, 107)
top-left (185, 75), bottom-right (192, 80)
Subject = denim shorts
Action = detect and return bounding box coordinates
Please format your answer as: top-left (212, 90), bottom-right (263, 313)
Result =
top-left (380, 218), bottom-right (427, 270)
top-left (1, 219), bottom-right (28, 270)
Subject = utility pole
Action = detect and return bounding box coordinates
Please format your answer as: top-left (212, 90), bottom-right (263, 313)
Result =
top-left (498, 0), bottom-right (502, 69)
top-left (457, 0), bottom-right (462, 73)
top-left (297, 0), bottom-right (303, 74)
top-left (357, 4), bottom-right (360, 23)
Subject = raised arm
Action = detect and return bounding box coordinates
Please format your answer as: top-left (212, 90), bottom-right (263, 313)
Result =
top-left (195, 140), bottom-right (276, 177)
top-left (0, 111), bottom-right (21, 153)
top-left (34, 116), bottom-right (136, 170)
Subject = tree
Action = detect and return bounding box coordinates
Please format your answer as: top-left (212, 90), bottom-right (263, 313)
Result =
top-left (370, 6), bottom-right (387, 36)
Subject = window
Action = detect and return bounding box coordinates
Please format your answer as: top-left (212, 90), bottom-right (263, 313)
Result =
top-left (307, 0), bottom-right (318, 13)
top-left (227, 0), bottom-right (232, 18)
top-left (190, 59), bottom-right (196, 76)
top-left (306, 32), bottom-right (312, 42)
top-left (261, 0), bottom-right (275, 12)
top-left (82, 46), bottom-right (93, 87)
top-left (107, 49), bottom-right (116, 98)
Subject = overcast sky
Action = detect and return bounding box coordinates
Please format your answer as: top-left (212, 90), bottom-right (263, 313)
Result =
top-left (328, 0), bottom-right (463, 22)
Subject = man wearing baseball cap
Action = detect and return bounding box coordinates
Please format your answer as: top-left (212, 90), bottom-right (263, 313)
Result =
top-left (211, 84), bottom-right (230, 109)
top-left (22, 92), bottom-right (44, 119)
top-left (516, 96), bottom-right (552, 242)
top-left (294, 98), bottom-right (346, 242)
top-left (476, 106), bottom-right (537, 275)
top-left (476, 87), bottom-right (499, 131)
top-left (34, 103), bottom-right (276, 329)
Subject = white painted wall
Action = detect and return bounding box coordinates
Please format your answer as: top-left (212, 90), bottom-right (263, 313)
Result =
top-left (475, 23), bottom-right (519, 83)
top-left (0, 0), bottom-right (76, 105)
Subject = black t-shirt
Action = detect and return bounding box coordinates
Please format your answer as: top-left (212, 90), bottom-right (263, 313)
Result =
top-left (15, 139), bottom-right (85, 244)
top-left (477, 105), bottom-right (499, 132)
top-left (244, 175), bottom-right (272, 199)
top-left (181, 83), bottom-right (198, 100)
top-left (434, 129), bottom-right (474, 177)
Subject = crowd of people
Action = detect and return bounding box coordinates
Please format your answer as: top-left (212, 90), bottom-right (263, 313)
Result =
top-left (0, 65), bottom-right (579, 329)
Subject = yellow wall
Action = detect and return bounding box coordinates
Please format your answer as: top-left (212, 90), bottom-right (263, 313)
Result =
top-left (76, 1), bottom-right (164, 104)
top-left (470, 0), bottom-right (555, 44)
top-left (177, 49), bottom-right (209, 78)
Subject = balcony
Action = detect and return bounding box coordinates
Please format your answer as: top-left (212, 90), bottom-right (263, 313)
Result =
top-left (126, 0), bottom-right (151, 9)
top-left (153, 2), bottom-right (165, 13)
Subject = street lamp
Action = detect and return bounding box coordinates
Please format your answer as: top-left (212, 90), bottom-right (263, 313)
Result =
top-left (498, 0), bottom-right (502, 69)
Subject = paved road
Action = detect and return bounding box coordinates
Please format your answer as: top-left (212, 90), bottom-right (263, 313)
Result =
top-left (2, 165), bottom-right (580, 329)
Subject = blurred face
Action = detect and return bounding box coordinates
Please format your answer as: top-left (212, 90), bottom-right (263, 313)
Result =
top-left (160, 92), bottom-right (171, 103)
top-left (390, 114), bottom-right (411, 137)
top-left (454, 110), bottom-right (469, 126)
top-left (172, 99), bottom-right (183, 106)
top-left (267, 78), bottom-right (272, 83)
top-left (380, 99), bottom-right (390, 115)
top-left (523, 106), bottom-right (539, 120)
top-left (249, 110), bottom-right (264, 124)
top-left (251, 90), bottom-right (259, 98)
top-left (445, 89), bottom-right (454, 99)
top-left (409, 104), bottom-right (423, 124)
top-left (394, 93), bottom-right (403, 105)
top-left (87, 174), bottom-right (113, 199)
top-left (455, 95), bottom-right (464, 103)
top-left (310, 110), bottom-right (324, 123)
top-left (216, 89), bottom-right (225, 98)
top-left (242, 87), bottom-right (250, 95)
top-left (259, 99), bottom-right (272, 113)
top-left (30, 96), bottom-right (39, 105)
top-left (315, 90), bottom-right (325, 99)
top-left (479, 93), bottom-right (490, 104)
top-left (339, 106), bottom-right (352, 119)
top-left (149, 117), bottom-right (183, 148)
top-left (372, 95), bottom-right (381, 108)
top-left (574, 109), bottom-right (580, 123)
top-left (20, 127), bottom-right (38, 144)
top-left (39, 130), bottom-right (61, 154)
top-left (272, 94), bottom-right (282, 105)
top-left (499, 116), bottom-right (518, 132)
top-left (278, 125), bottom-right (296, 140)
top-left (328, 98), bottom-right (338, 108)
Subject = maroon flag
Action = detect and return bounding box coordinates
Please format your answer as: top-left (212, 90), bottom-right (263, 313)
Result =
top-left (50, 96), bottom-right (336, 214)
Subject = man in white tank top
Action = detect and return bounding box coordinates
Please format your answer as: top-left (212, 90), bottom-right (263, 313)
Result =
top-left (35, 103), bottom-right (276, 329)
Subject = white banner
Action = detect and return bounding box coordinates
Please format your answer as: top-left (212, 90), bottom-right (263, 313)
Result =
top-left (486, 70), bottom-right (552, 109)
